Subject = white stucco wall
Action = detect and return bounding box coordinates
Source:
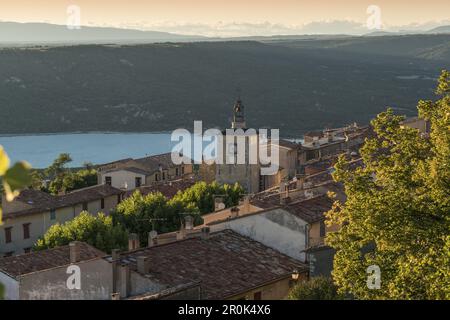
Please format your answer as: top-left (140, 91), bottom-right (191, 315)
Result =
top-left (209, 208), bottom-right (308, 261)
top-left (100, 170), bottom-right (146, 190)
top-left (0, 271), bottom-right (19, 300)
top-left (0, 195), bottom-right (119, 256)
top-left (19, 259), bottom-right (112, 300)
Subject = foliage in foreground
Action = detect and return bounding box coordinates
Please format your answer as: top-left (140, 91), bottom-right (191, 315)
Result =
top-left (288, 276), bottom-right (344, 300)
top-left (0, 146), bottom-right (31, 224)
top-left (326, 70), bottom-right (450, 299)
top-left (34, 212), bottom-right (128, 253)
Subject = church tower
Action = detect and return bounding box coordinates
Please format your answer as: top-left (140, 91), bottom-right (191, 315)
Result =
top-left (231, 99), bottom-right (246, 129)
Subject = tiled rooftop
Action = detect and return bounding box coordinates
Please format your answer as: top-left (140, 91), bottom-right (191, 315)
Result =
top-left (282, 195), bottom-right (334, 223)
top-left (0, 242), bottom-right (105, 278)
top-left (3, 184), bottom-right (123, 219)
top-left (99, 152), bottom-right (190, 176)
top-left (112, 230), bottom-right (306, 300)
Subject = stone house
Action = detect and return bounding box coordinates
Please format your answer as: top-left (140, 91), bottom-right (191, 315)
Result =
top-left (0, 230), bottom-right (308, 300)
top-left (0, 242), bottom-right (110, 300)
top-left (0, 184), bottom-right (123, 257)
top-left (97, 152), bottom-right (193, 191)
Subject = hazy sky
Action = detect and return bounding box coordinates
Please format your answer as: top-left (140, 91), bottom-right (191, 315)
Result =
top-left (1, 0), bottom-right (450, 35)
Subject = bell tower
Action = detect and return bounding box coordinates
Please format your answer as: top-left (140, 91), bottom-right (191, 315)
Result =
top-left (231, 99), bottom-right (246, 129)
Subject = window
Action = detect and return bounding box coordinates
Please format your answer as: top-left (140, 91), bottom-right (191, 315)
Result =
top-left (82, 202), bottom-right (88, 211)
top-left (155, 173), bottom-right (160, 182)
top-left (4, 227), bottom-right (12, 244)
top-left (105, 176), bottom-right (112, 186)
top-left (181, 166), bottom-right (185, 175)
top-left (117, 194), bottom-right (121, 204)
top-left (24, 247), bottom-right (31, 254)
top-left (4, 251), bottom-right (13, 258)
top-left (253, 291), bottom-right (262, 300)
top-left (23, 223), bottom-right (31, 240)
top-left (175, 168), bottom-right (179, 176)
top-left (135, 177), bottom-right (142, 188)
top-left (101, 198), bottom-right (105, 209)
top-left (50, 209), bottom-right (56, 220)
top-left (320, 221), bottom-right (326, 237)
top-left (162, 172), bottom-right (166, 180)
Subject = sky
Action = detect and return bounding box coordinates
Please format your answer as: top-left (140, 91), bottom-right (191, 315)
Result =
top-left (1, 0), bottom-right (450, 36)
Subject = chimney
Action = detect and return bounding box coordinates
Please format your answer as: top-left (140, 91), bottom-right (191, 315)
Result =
top-left (230, 207), bottom-right (240, 218)
top-left (137, 256), bottom-right (150, 274)
top-left (148, 231), bottom-right (158, 247)
top-left (184, 215), bottom-right (194, 231)
top-left (69, 241), bottom-right (81, 264)
top-left (297, 174), bottom-right (306, 190)
top-left (201, 227), bottom-right (210, 240)
top-left (177, 227), bottom-right (186, 241)
top-left (111, 293), bottom-right (120, 300)
top-left (243, 196), bottom-right (250, 214)
top-left (111, 249), bottom-right (120, 293)
top-left (128, 233), bottom-right (140, 251)
top-left (279, 181), bottom-right (286, 193)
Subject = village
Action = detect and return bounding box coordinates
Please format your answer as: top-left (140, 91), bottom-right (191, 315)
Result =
top-left (0, 98), bottom-right (431, 300)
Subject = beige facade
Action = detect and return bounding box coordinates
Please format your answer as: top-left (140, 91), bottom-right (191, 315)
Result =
top-left (227, 276), bottom-right (304, 300)
top-left (99, 164), bottom-right (193, 191)
top-left (99, 169), bottom-right (147, 190)
top-left (0, 194), bottom-right (119, 257)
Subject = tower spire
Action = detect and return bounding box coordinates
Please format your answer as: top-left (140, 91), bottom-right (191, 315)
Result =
top-left (231, 95), bottom-right (246, 129)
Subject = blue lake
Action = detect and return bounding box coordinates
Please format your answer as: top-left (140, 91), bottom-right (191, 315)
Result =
top-left (0, 133), bottom-right (176, 168)
top-left (0, 132), bottom-right (303, 169)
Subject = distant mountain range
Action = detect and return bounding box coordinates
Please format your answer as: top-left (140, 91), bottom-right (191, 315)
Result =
top-left (427, 25), bottom-right (450, 34)
top-left (0, 22), bottom-right (205, 44)
top-left (0, 21), bottom-right (449, 45)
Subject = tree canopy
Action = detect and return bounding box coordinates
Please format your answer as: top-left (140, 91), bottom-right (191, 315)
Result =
top-left (326, 70), bottom-right (450, 299)
top-left (288, 276), bottom-right (344, 300)
top-left (112, 181), bottom-right (244, 246)
top-left (37, 153), bottom-right (98, 195)
top-left (34, 212), bottom-right (128, 253)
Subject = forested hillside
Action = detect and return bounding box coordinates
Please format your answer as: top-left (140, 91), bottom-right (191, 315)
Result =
top-left (0, 36), bottom-right (448, 136)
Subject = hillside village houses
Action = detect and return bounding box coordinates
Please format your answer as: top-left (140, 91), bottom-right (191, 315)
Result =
top-left (97, 152), bottom-right (194, 191)
top-left (0, 185), bottom-right (123, 257)
top-left (0, 94), bottom-right (429, 300)
top-left (0, 230), bottom-right (308, 300)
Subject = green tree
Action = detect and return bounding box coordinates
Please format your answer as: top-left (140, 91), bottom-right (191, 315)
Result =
top-left (112, 191), bottom-right (197, 246)
top-left (46, 153), bottom-right (72, 194)
top-left (172, 181), bottom-right (244, 214)
top-left (288, 277), bottom-right (345, 300)
top-left (326, 70), bottom-right (450, 299)
top-left (34, 212), bottom-right (128, 253)
top-left (44, 153), bottom-right (98, 194)
top-left (112, 181), bottom-right (244, 246)
top-left (60, 169), bottom-right (98, 193)
top-left (0, 146), bottom-right (31, 224)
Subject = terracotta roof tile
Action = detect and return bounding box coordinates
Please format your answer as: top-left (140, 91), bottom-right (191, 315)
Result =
top-left (0, 242), bottom-right (105, 278)
top-left (3, 185), bottom-right (123, 219)
top-left (113, 230), bottom-right (306, 300)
